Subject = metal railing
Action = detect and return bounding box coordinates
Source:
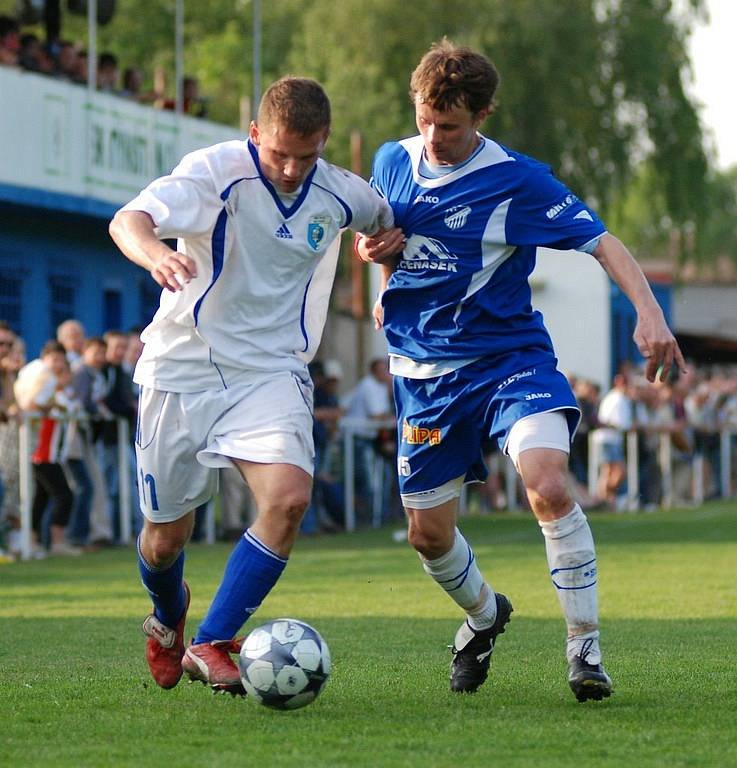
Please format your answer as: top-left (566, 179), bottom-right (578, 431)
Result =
top-left (16, 413), bottom-right (133, 561)
top-left (12, 415), bottom-right (736, 559)
top-left (587, 428), bottom-right (735, 511)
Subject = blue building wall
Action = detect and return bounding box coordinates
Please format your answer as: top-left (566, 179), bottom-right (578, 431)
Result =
top-left (0, 200), bottom-right (161, 357)
top-left (610, 280), bottom-right (672, 378)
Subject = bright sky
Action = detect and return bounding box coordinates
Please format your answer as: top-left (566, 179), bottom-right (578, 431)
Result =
top-left (688, 0), bottom-right (737, 169)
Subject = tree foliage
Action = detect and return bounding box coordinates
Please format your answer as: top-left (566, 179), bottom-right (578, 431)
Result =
top-left (3, 0), bottom-right (733, 267)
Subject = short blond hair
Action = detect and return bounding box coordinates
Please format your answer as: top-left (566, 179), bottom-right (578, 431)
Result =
top-left (410, 38), bottom-right (499, 116)
top-left (257, 77), bottom-right (331, 135)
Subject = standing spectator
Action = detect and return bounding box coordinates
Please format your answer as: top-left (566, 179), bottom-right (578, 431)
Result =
top-left (20, 342), bottom-right (79, 556)
top-left (18, 33), bottom-right (54, 74)
top-left (123, 328), bottom-right (144, 375)
top-left (53, 40), bottom-right (78, 81)
top-left (99, 330), bottom-right (138, 543)
top-left (0, 16), bottom-right (20, 67)
top-left (593, 373), bottom-right (632, 508)
top-left (57, 319), bottom-right (86, 369)
top-left (97, 51), bottom-right (119, 93)
top-left (218, 466), bottom-right (256, 541)
top-left (72, 48), bottom-right (88, 85)
top-left (685, 380), bottom-right (721, 498)
top-left (72, 337), bottom-right (113, 545)
top-left (343, 357), bottom-right (393, 523)
top-left (183, 76), bottom-right (208, 118)
top-left (304, 359), bottom-right (345, 533)
top-left (570, 377), bottom-right (600, 487)
top-left (0, 324), bottom-right (16, 504)
top-left (121, 66), bottom-right (144, 100)
top-left (0, 322), bottom-right (25, 550)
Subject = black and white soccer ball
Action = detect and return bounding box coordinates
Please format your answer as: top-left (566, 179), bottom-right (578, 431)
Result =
top-left (238, 618), bottom-right (331, 710)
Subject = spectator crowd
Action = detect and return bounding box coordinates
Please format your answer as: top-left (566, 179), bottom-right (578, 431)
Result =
top-left (1, 314), bottom-right (736, 563)
top-left (0, 13), bottom-right (208, 117)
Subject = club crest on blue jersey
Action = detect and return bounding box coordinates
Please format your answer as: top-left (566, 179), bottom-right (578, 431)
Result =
top-left (307, 216), bottom-right (331, 251)
top-left (444, 204), bottom-right (472, 229)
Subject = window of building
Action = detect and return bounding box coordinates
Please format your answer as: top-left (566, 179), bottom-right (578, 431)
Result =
top-left (49, 273), bottom-right (77, 336)
top-left (103, 288), bottom-right (122, 331)
top-left (0, 273), bottom-right (23, 330)
top-left (139, 278), bottom-right (160, 326)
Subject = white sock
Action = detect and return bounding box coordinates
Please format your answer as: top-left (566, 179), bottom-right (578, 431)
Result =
top-left (421, 528), bottom-right (497, 630)
top-left (539, 504), bottom-right (602, 664)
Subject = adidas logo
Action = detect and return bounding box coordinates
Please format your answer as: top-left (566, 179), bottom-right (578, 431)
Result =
top-left (275, 223), bottom-right (293, 239)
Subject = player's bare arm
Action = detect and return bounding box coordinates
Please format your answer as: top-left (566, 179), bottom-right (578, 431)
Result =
top-left (109, 210), bottom-right (197, 292)
top-left (371, 262), bottom-right (395, 330)
top-left (354, 228), bottom-right (404, 329)
top-left (592, 233), bottom-right (687, 382)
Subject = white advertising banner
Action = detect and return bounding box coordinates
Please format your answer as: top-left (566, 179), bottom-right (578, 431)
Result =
top-left (0, 67), bottom-right (242, 206)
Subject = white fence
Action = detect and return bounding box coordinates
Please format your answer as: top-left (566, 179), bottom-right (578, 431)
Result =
top-left (12, 415), bottom-right (736, 559)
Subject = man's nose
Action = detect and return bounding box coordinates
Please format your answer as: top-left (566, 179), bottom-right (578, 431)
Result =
top-left (283, 159), bottom-right (302, 178)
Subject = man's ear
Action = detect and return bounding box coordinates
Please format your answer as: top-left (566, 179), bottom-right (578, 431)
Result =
top-left (249, 121), bottom-right (260, 144)
top-left (473, 107), bottom-right (491, 129)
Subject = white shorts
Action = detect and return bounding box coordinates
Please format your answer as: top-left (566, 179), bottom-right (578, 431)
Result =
top-left (135, 371), bottom-right (314, 523)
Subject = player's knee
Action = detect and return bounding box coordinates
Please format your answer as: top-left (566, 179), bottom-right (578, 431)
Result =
top-left (265, 490), bottom-right (311, 528)
top-left (407, 520), bottom-right (452, 559)
top-left (526, 473), bottom-right (571, 517)
top-left (144, 528), bottom-right (186, 566)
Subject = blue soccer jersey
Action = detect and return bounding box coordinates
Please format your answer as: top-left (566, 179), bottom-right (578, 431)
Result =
top-left (371, 135), bottom-right (607, 378)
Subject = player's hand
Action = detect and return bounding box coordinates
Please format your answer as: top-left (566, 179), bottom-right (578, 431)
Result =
top-left (356, 228), bottom-right (405, 264)
top-left (634, 309), bottom-right (687, 383)
top-left (150, 251), bottom-right (197, 292)
top-left (372, 296), bottom-right (384, 330)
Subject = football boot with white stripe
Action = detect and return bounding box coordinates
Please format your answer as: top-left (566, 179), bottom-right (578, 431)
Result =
top-left (141, 581), bottom-right (190, 689)
top-left (182, 638), bottom-right (245, 695)
top-left (450, 592), bottom-right (513, 693)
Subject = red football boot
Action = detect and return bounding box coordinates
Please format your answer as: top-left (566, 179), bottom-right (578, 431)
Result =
top-left (141, 581), bottom-right (191, 689)
top-left (182, 638), bottom-right (245, 695)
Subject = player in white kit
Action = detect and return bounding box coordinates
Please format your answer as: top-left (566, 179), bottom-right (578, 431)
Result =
top-left (109, 77), bottom-right (393, 693)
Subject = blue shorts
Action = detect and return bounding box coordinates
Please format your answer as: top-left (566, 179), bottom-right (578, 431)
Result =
top-left (600, 442), bottom-right (625, 463)
top-left (393, 359), bottom-right (580, 495)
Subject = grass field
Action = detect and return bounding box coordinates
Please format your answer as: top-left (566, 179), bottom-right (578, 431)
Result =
top-left (2, 502), bottom-right (736, 768)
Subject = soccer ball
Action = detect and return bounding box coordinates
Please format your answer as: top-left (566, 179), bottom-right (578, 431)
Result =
top-left (238, 618), bottom-right (331, 710)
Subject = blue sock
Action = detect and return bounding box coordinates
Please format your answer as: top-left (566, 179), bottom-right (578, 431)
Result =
top-left (137, 536), bottom-right (187, 629)
top-left (194, 529), bottom-right (287, 644)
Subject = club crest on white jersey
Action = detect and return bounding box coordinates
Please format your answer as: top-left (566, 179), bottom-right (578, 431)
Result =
top-left (308, 215), bottom-right (331, 251)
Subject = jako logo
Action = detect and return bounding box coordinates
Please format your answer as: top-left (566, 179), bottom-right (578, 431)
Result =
top-left (402, 419), bottom-right (442, 445)
top-left (414, 194), bottom-right (440, 204)
top-left (545, 194), bottom-right (578, 220)
top-left (524, 392), bottom-right (552, 400)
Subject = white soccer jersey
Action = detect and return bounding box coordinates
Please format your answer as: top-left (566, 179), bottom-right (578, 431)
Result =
top-left (120, 139), bottom-right (393, 392)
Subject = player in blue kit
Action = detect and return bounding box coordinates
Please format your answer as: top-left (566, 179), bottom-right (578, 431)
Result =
top-left (110, 77), bottom-right (392, 694)
top-left (357, 40), bottom-right (686, 701)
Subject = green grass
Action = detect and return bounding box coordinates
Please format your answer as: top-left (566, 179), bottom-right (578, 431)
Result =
top-left (2, 503), bottom-right (736, 768)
